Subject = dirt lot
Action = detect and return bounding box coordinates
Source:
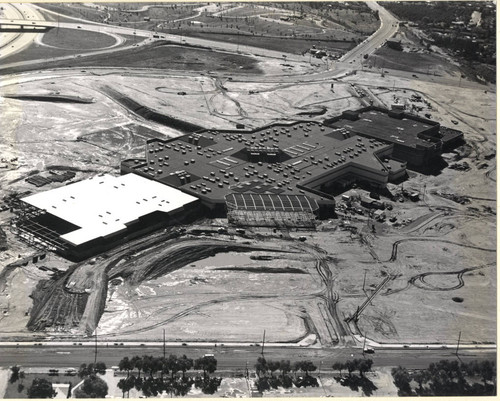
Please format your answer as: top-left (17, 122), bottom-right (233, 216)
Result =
top-left (368, 46), bottom-right (463, 76)
top-left (97, 242), bottom-right (321, 342)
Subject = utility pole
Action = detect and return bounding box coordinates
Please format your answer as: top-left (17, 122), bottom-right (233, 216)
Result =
top-left (163, 329), bottom-right (166, 359)
top-left (456, 331), bottom-right (461, 356)
top-left (261, 330), bottom-right (266, 356)
top-left (94, 328), bottom-right (98, 365)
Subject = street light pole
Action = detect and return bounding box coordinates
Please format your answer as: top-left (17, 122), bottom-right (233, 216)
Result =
top-left (94, 328), bottom-right (98, 365)
top-left (456, 331), bottom-right (461, 356)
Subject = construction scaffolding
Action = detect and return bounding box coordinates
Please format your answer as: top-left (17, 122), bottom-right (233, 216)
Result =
top-left (228, 209), bottom-right (316, 229)
top-left (10, 201), bottom-right (69, 253)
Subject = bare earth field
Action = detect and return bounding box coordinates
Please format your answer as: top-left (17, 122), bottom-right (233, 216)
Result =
top-left (98, 248), bottom-right (321, 342)
top-left (0, 64), bottom-right (496, 347)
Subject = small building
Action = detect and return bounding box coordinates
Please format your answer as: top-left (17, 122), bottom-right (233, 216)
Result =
top-left (386, 39), bottom-right (403, 51)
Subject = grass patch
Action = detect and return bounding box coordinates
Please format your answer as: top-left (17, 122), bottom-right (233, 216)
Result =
top-left (42, 28), bottom-right (116, 50)
top-left (1, 31), bottom-right (143, 66)
top-left (37, 3), bottom-right (107, 23)
top-left (1, 41), bottom-right (262, 75)
top-left (176, 31), bottom-right (355, 55)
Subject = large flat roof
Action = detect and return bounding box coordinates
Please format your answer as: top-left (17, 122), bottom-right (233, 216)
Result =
top-left (122, 121), bottom-right (394, 204)
top-left (331, 109), bottom-right (437, 148)
top-left (21, 173), bottom-right (198, 246)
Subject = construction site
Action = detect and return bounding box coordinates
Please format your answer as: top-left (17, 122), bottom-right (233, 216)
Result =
top-left (0, 4), bottom-right (496, 394)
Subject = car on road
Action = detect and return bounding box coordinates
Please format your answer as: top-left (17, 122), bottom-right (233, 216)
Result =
top-left (77, 25), bottom-right (81, 28)
top-left (363, 347), bottom-right (375, 354)
top-left (451, 120), bottom-right (459, 125)
top-left (412, 74), bottom-right (418, 78)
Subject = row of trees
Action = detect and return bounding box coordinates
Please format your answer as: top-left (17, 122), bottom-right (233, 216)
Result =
top-left (332, 359), bottom-right (373, 377)
top-left (254, 357), bottom-right (319, 392)
top-left (392, 359), bottom-right (496, 396)
top-left (117, 354), bottom-right (221, 397)
top-left (254, 357), bottom-right (375, 394)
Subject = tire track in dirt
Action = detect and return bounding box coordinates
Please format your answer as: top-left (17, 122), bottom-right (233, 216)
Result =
top-left (386, 238), bottom-right (495, 262)
top-left (383, 263), bottom-right (493, 295)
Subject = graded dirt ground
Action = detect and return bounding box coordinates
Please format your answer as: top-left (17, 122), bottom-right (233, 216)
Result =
top-left (0, 64), bottom-right (496, 347)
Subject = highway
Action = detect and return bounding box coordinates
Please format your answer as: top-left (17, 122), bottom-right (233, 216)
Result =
top-left (0, 345), bottom-right (495, 371)
top-left (0, 1), bottom-right (398, 66)
top-left (341, 1), bottom-right (399, 65)
top-left (0, 16), bottom-right (308, 63)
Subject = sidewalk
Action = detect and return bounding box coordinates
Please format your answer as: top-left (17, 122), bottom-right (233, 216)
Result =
top-left (0, 368), bottom-right (9, 399)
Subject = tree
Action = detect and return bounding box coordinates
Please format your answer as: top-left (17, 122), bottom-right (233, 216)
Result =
top-left (391, 366), bottom-right (413, 396)
top-left (117, 376), bottom-right (135, 398)
top-left (268, 360), bottom-right (280, 375)
top-left (142, 355), bottom-right (155, 378)
top-left (94, 362), bottom-right (107, 375)
top-left (279, 360), bottom-right (291, 382)
top-left (358, 359), bottom-right (373, 377)
top-left (27, 378), bottom-right (57, 399)
top-left (74, 375), bottom-right (108, 398)
top-left (119, 357), bottom-right (133, 378)
top-left (194, 356), bottom-right (217, 380)
top-left (131, 356), bottom-right (144, 378)
top-left (79, 362), bottom-right (106, 378)
top-left (298, 361), bottom-right (317, 376)
top-left (479, 360), bottom-right (495, 385)
top-left (10, 365), bottom-right (20, 383)
top-left (413, 369), bottom-right (431, 394)
top-left (332, 362), bottom-right (344, 375)
top-left (255, 357), bottom-right (268, 377)
top-left (345, 360), bottom-right (357, 377)
top-left (178, 355), bottom-right (194, 378)
top-left (167, 354), bottom-right (179, 379)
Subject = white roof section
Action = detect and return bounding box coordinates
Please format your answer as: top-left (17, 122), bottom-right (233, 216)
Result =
top-left (21, 173), bottom-right (198, 247)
